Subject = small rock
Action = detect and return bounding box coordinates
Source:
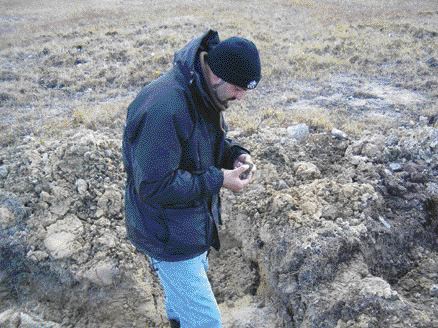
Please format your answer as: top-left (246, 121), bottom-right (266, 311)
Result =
top-left (293, 161), bottom-right (321, 180)
top-left (27, 250), bottom-right (49, 262)
top-left (19, 312), bottom-right (60, 328)
top-left (419, 116), bottom-right (428, 124)
top-left (385, 135), bottom-right (399, 146)
top-left (355, 223), bottom-right (368, 235)
top-left (83, 260), bottom-right (119, 286)
top-left (389, 163), bottom-right (402, 172)
top-left (426, 182), bottom-right (438, 195)
top-left (97, 234), bottom-right (117, 248)
top-left (96, 187), bottom-right (122, 217)
top-left (331, 128), bottom-right (348, 140)
top-left (277, 179), bottom-right (289, 190)
top-left (359, 277), bottom-right (394, 299)
top-left (44, 215), bottom-right (84, 259)
top-left (0, 207), bottom-right (15, 229)
top-left (95, 209), bottom-right (104, 218)
top-left (34, 184), bottom-right (42, 194)
top-left (322, 206), bottom-right (339, 220)
top-left (40, 191), bottom-right (54, 203)
top-left (271, 193), bottom-right (295, 213)
top-left (0, 166), bottom-right (8, 178)
top-left (49, 200), bottom-right (70, 217)
top-left (44, 231), bottom-right (78, 259)
top-left (23, 135), bottom-right (34, 143)
top-left (76, 179), bottom-right (88, 195)
top-left (361, 143), bottom-right (381, 159)
top-left (287, 124), bottom-right (309, 142)
top-left (378, 216), bottom-right (391, 229)
top-left (301, 201), bottom-right (319, 215)
top-left (430, 284), bottom-right (438, 297)
top-left (349, 155), bottom-right (368, 166)
top-left (95, 217), bottom-right (111, 227)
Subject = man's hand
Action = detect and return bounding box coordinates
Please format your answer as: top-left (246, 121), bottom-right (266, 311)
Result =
top-left (222, 165), bottom-right (251, 192)
top-left (233, 154), bottom-right (256, 180)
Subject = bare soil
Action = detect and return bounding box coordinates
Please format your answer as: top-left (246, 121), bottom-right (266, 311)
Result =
top-left (1, 1), bottom-right (437, 327)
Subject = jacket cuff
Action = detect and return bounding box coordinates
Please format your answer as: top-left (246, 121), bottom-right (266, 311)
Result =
top-left (227, 145), bottom-right (250, 169)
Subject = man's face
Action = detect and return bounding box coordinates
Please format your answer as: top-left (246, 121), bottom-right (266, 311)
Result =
top-left (212, 80), bottom-right (247, 105)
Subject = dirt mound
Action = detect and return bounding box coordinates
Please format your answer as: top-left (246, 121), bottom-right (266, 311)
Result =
top-left (1, 125), bottom-right (436, 327)
top-left (0, 130), bottom-right (165, 327)
top-left (219, 126), bottom-right (437, 327)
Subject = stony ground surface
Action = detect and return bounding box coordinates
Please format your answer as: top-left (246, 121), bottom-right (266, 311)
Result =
top-left (1, 0), bottom-right (437, 327)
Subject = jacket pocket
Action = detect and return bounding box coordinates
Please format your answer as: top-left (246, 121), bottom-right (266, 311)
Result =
top-left (163, 205), bottom-right (209, 255)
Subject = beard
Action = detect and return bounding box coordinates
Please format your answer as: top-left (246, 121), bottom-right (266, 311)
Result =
top-left (212, 81), bottom-right (235, 105)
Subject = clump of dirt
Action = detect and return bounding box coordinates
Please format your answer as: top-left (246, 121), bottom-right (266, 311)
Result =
top-left (218, 126), bottom-right (438, 327)
top-left (1, 124), bottom-right (436, 327)
top-left (0, 130), bottom-right (166, 327)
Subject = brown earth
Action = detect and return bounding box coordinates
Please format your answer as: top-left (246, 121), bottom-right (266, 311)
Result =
top-left (1, 0), bottom-right (437, 327)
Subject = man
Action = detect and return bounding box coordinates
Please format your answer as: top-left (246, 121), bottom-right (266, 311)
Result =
top-left (122, 30), bottom-right (261, 328)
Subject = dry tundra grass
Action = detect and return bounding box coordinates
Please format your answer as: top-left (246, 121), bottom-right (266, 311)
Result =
top-left (0, 0), bottom-right (437, 146)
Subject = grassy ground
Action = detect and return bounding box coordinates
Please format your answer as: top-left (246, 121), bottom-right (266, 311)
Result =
top-left (1, 0), bottom-right (437, 146)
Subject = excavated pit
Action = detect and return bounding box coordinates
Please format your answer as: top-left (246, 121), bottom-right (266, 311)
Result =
top-left (0, 125), bottom-right (436, 327)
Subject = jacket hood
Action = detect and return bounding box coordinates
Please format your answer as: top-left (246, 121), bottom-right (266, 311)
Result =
top-left (124, 31), bottom-right (222, 145)
top-left (173, 29), bottom-right (220, 84)
top-left (174, 30), bottom-right (227, 124)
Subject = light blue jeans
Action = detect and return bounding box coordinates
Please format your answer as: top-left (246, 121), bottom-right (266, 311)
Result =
top-left (149, 251), bottom-right (222, 328)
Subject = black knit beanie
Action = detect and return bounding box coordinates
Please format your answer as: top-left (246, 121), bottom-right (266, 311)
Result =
top-left (206, 36), bottom-right (261, 90)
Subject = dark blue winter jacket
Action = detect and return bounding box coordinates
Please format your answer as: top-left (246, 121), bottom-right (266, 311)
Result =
top-left (122, 30), bottom-right (250, 261)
